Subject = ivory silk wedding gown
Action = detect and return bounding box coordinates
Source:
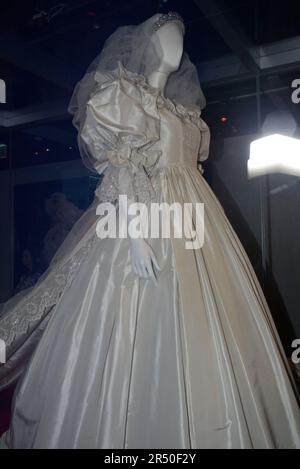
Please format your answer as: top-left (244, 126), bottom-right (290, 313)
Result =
top-left (0, 63), bottom-right (300, 449)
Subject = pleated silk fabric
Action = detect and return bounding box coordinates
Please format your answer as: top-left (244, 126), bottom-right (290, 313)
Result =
top-left (1, 65), bottom-right (300, 449)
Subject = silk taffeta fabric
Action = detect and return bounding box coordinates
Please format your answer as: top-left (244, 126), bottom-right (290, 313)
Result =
top-left (0, 64), bottom-right (300, 449)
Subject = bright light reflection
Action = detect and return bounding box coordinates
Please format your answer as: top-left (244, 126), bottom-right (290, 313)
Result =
top-left (248, 134), bottom-right (300, 178)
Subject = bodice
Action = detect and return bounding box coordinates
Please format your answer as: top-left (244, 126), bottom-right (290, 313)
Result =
top-left (152, 103), bottom-right (202, 170)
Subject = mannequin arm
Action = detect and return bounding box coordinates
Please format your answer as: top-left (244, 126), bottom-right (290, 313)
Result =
top-left (119, 196), bottom-right (160, 285)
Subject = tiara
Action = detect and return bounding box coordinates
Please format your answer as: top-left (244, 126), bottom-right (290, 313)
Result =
top-left (153, 12), bottom-right (185, 32)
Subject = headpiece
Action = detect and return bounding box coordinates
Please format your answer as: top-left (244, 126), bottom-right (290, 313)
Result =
top-left (152, 12), bottom-right (185, 32)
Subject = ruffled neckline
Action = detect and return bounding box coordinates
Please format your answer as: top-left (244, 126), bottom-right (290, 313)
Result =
top-left (116, 62), bottom-right (202, 125)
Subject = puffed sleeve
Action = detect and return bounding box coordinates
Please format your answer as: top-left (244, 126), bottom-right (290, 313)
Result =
top-left (79, 64), bottom-right (161, 204)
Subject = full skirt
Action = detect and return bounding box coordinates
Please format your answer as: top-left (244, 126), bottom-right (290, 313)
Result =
top-left (1, 167), bottom-right (300, 449)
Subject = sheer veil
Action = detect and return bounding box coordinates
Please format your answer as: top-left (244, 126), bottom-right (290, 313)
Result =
top-left (69, 12), bottom-right (206, 172)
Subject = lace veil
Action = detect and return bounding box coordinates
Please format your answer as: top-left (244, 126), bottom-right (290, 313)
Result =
top-left (69, 12), bottom-right (206, 172)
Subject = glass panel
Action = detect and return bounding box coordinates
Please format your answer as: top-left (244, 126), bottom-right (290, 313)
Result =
top-left (203, 77), bottom-right (264, 282)
top-left (9, 124), bottom-right (100, 296)
top-left (260, 69), bottom-right (300, 345)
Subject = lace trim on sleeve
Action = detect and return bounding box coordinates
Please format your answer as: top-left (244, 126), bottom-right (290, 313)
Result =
top-left (95, 143), bottom-right (161, 204)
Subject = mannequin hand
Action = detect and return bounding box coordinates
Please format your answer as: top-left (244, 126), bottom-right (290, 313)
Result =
top-left (130, 238), bottom-right (161, 285)
top-left (198, 163), bottom-right (204, 175)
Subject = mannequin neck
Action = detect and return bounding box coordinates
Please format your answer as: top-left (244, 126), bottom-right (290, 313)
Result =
top-left (147, 70), bottom-right (170, 94)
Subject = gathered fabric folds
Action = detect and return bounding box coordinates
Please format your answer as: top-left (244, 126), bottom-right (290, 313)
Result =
top-left (0, 64), bottom-right (299, 449)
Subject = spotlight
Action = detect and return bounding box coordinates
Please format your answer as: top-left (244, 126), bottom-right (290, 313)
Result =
top-left (248, 134), bottom-right (300, 178)
top-left (248, 111), bottom-right (299, 178)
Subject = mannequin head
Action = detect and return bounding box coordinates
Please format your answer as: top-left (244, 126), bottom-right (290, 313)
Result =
top-left (150, 21), bottom-right (184, 75)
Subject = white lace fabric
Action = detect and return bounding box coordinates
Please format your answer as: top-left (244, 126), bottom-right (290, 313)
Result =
top-left (0, 233), bottom-right (99, 354)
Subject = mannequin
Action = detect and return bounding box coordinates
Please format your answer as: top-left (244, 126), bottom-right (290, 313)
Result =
top-left (148, 22), bottom-right (184, 91)
top-left (2, 12), bottom-right (300, 449)
top-left (128, 21), bottom-right (184, 282)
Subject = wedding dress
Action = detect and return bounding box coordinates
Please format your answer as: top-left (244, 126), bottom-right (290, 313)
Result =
top-left (0, 14), bottom-right (300, 449)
